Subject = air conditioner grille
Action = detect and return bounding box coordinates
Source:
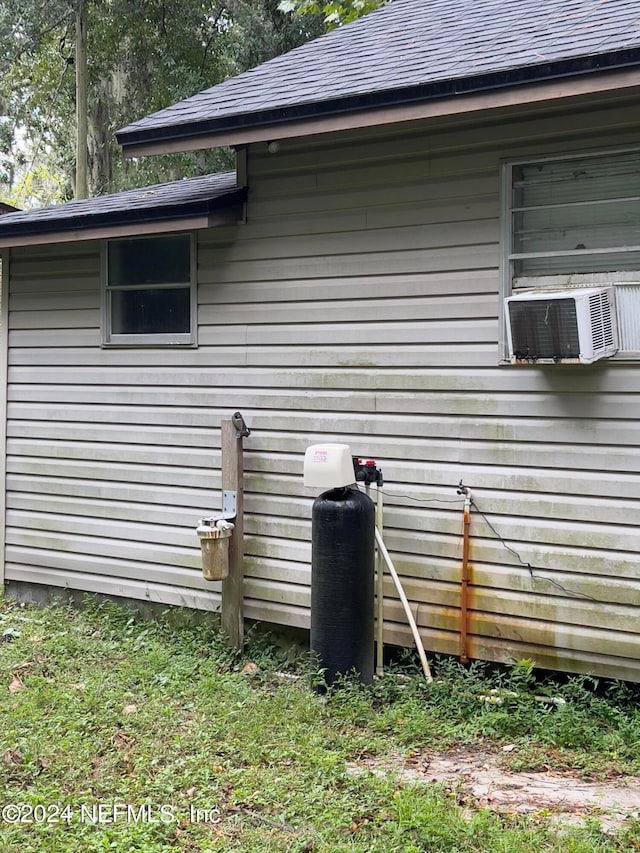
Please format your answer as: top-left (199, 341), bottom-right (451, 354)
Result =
top-left (589, 291), bottom-right (615, 352)
top-left (508, 298), bottom-right (579, 360)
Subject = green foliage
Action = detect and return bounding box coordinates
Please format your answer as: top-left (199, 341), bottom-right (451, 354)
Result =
top-left (0, 0), bottom-right (322, 205)
top-left (1, 598), bottom-right (639, 852)
top-left (0, 161), bottom-right (66, 208)
top-left (278, 0), bottom-right (385, 29)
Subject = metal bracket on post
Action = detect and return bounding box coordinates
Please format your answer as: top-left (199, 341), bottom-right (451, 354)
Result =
top-left (222, 490), bottom-right (237, 519)
top-left (201, 490), bottom-right (237, 528)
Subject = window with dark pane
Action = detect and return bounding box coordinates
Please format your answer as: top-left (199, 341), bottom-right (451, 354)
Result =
top-left (108, 234), bottom-right (191, 286)
top-left (105, 233), bottom-right (194, 343)
top-left (110, 288), bottom-right (191, 334)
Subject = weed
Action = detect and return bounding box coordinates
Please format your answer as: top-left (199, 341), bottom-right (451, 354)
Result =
top-left (0, 598), bottom-right (639, 851)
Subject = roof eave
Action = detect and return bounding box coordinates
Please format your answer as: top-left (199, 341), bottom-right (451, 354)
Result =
top-left (0, 188), bottom-right (247, 249)
top-left (117, 50), bottom-right (640, 157)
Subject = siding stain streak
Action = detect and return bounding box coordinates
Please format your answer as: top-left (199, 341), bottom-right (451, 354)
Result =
top-left (5, 100), bottom-right (640, 680)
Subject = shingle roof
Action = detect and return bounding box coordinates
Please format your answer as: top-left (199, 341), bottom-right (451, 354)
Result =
top-left (0, 172), bottom-right (244, 246)
top-left (117, 0), bottom-right (640, 151)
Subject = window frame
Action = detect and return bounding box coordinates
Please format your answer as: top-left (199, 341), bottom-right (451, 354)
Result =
top-left (101, 232), bottom-right (197, 348)
top-left (500, 146), bottom-right (640, 362)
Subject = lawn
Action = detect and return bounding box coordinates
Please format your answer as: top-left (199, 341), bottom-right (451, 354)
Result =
top-left (0, 596), bottom-right (639, 852)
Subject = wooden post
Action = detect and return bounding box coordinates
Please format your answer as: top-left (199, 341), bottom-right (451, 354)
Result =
top-left (221, 419), bottom-right (244, 648)
top-left (75, 0), bottom-right (88, 200)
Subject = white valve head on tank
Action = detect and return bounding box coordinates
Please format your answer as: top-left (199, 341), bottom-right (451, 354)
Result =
top-left (303, 443), bottom-right (356, 490)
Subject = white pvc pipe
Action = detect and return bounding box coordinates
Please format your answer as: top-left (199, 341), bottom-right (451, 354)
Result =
top-left (375, 527), bottom-right (433, 683)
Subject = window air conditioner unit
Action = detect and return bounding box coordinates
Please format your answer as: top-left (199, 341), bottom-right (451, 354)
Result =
top-left (504, 286), bottom-right (618, 364)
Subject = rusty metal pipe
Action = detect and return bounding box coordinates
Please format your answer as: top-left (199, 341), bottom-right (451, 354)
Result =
top-left (459, 490), bottom-right (471, 664)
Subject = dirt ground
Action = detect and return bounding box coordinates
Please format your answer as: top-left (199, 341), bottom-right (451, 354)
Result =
top-left (348, 748), bottom-right (640, 829)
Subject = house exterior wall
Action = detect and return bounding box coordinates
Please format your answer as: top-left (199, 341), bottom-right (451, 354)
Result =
top-left (5, 95), bottom-right (640, 680)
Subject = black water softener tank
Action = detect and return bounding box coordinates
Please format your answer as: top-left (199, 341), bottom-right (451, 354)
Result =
top-left (310, 485), bottom-right (375, 689)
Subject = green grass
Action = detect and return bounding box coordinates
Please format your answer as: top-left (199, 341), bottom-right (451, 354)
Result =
top-left (0, 597), bottom-right (639, 852)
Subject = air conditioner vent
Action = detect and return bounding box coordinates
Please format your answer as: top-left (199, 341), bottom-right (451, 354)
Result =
top-left (505, 287), bottom-right (618, 364)
top-left (588, 291), bottom-right (614, 352)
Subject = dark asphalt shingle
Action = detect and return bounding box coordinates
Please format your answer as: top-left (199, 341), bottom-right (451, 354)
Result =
top-left (117, 0), bottom-right (640, 147)
top-left (0, 172), bottom-right (241, 239)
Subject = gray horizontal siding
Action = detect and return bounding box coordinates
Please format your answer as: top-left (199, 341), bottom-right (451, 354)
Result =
top-left (4, 95), bottom-right (640, 680)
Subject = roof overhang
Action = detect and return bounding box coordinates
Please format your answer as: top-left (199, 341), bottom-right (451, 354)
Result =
top-left (0, 182), bottom-right (246, 249)
top-left (117, 63), bottom-right (640, 158)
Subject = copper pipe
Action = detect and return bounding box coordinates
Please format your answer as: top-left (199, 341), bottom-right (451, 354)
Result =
top-left (460, 492), bottom-right (471, 664)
